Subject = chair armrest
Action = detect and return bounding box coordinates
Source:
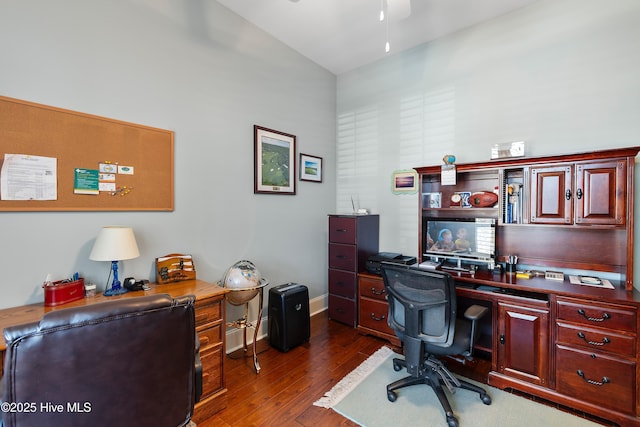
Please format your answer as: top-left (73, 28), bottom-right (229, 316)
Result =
top-left (194, 335), bottom-right (203, 403)
top-left (463, 305), bottom-right (489, 358)
top-left (464, 305), bottom-right (488, 321)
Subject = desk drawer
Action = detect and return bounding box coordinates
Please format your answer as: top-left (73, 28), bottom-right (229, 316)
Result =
top-left (556, 321), bottom-right (635, 357)
top-left (359, 298), bottom-right (394, 336)
top-left (200, 344), bottom-right (223, 397)
top-left (358, 275), bottom-right (386, 302)
top-left (198, 324), bottom-right (222, 350)
top-left (195, 300), bottom-right (222, 327)
top-left (328, 243), bottom-right (357, 271)
top-left (329, 269), bottom-right (356, 298)
top-left (329, 217), bottom-right (356, 244)
top-left (556, 344), bottom-right (635, 414)
top-left (556, 298), bottom-right (636, 333)
top-left (328, 294), bottom-right (356, 327)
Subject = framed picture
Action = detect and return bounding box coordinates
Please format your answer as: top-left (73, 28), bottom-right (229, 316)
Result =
top-left (254, 125), bottom-right (296, 195)
top-left (299, 153), bottom-right (323, 183)
top-left (392, 169), bottom-right (418, 194)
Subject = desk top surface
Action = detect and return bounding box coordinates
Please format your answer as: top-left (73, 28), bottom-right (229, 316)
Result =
top-left (360, 269), bottom-right (640, 305)
top-left (0, 279), bottom-right (228, 351)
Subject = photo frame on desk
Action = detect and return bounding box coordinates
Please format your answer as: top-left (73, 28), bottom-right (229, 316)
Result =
top-left (254, 125), bottom-right (296, 195)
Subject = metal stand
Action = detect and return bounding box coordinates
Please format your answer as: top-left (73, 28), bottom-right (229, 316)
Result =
top-left (226, 279), bottom-right (269, 373)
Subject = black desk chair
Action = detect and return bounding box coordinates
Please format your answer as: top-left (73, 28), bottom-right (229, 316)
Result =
top-left (1, 294), bottom-right (202, 427)
top-left (381, 263), bottom-right (491, 427)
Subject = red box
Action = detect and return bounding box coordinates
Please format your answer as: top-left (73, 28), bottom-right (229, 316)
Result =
top-left (44, 278), bottom-right (85, 307)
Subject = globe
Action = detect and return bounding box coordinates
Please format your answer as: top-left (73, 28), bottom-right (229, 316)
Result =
top-left (221, 260), bottom-right (265, 305)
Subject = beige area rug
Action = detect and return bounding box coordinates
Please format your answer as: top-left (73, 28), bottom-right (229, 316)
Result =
top-left (314, 346), bottom-right (600, 427)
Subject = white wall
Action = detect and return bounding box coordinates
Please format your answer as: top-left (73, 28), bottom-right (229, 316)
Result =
top-left (0, 0), bottom-right (336, 310)
top-left (336, 0), bottom-right (640, 288)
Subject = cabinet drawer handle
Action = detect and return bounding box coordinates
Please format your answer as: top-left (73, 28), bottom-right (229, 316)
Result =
top-left (370, 312), bottom-right (386, 322)
top-left (336, 255), bottom-right (346, 259)
top-left (577, 331), bottom-right (611, 346)
top-left (370, 287), bottom-right (386, 296)
top-left (577, 370), bottom-right (610, 386)
top-left (577, 308), bottom-right (610, 322)
top-left (335, 229), bottom-right (348, 233)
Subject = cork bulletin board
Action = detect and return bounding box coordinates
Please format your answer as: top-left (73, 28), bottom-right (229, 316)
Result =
top-left (0, 96), bottom-right (174, 211)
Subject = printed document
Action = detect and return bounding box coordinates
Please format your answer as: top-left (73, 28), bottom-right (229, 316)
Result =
top-left (0, 154), bottom-right (57, 200)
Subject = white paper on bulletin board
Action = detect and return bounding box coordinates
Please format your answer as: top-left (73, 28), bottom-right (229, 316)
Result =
top-left (0, 153), bottom-right (58, 200)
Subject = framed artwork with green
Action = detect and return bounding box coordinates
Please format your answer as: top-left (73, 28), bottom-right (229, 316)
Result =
top-left (254, 125), bottom-right (296, 195)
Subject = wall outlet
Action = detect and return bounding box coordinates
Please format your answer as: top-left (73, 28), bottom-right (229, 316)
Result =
top-left (545, 271), bottom-right (564, 281)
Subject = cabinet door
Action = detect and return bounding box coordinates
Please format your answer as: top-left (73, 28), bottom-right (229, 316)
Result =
top-left (530, 165), bottom-right (573, 224)
top-left (574, 160), bottom-right (626, 226)
top-left (497, 301), bottom-right (549, 386)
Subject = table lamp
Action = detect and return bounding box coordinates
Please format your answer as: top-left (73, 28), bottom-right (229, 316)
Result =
top-left (89, 226), bottom-right (140, 296)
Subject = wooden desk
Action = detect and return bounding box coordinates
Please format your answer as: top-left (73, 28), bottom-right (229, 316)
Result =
top-left (0, 279), bottom-right (228, 424)
top-left (357, 271), bottom-right (640, 427)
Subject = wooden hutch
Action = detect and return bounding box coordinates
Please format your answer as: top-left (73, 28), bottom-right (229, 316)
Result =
top-left (358, 146), bottom-right (640, 426)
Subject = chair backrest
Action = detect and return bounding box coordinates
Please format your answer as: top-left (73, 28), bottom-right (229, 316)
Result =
top-left (381, 264), bottom-right (456, 375)
top-left (2, 294), bottom-right (197, 427)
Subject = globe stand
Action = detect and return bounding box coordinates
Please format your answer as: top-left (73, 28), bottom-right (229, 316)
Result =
top-left (226, 279), bottom-right (269, 373)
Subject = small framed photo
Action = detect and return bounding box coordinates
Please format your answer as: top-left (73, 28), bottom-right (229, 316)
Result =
top-left (254, 125), bottom-right (296, 195)
top-left (392, 169), bottom-right (418, 194)
top-left (300, 153), bottom-right (323, 183)
top-left (422, 192), bottom-right (442, 208)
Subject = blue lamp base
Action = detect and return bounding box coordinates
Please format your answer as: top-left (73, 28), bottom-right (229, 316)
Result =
top-left (103, 260), bottom-right (129, 297)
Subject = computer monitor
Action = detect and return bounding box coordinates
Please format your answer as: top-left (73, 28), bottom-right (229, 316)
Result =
top-left (423, 217), bottom-right (496, 266)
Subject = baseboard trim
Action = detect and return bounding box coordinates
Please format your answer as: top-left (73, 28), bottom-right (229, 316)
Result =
top-left (225, 293), bottom-right (327, 353)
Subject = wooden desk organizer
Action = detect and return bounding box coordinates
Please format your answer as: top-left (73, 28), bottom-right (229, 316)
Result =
top-left (155, 254), bottom-right (196, 284)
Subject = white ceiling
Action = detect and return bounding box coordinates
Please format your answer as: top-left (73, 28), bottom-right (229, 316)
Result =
top-left (216, 0), bottom-right (540, 75)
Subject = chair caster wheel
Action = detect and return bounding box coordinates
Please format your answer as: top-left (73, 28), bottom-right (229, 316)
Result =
top-left (387, 390), bottom-right (397, 402)
top-left (446, 415), bottom-right (459, 427)
top-left (480, 393), bottom-right (492, 405)
top-left (393, 362), bottom-right (402, 371)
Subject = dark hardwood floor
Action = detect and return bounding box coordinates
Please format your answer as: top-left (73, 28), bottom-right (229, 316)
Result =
top-left (199, 311), bottom-right (615, 427)
top-left (199, 311), bottom-right (386, 427)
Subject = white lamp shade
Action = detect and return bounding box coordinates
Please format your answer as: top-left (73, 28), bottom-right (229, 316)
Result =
top-left (89, 226), bottom-right (140, 261)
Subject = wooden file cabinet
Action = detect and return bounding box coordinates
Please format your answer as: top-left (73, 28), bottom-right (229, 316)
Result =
top-left (328, 214), bottom-right (379, 327)
top-left (0, 279), bottom-right (228, 424)
top-left (555, 297), bottom-right (637, 416)
top-left (357, 273), bottom-right (399, 345)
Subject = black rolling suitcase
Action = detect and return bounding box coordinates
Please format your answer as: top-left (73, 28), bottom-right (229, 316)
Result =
top-left (268, 283), bottom-right (310, 352)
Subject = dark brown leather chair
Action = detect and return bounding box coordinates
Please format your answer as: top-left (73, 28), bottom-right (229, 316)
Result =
top-left (1, 294), bottom-right (201, 427)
